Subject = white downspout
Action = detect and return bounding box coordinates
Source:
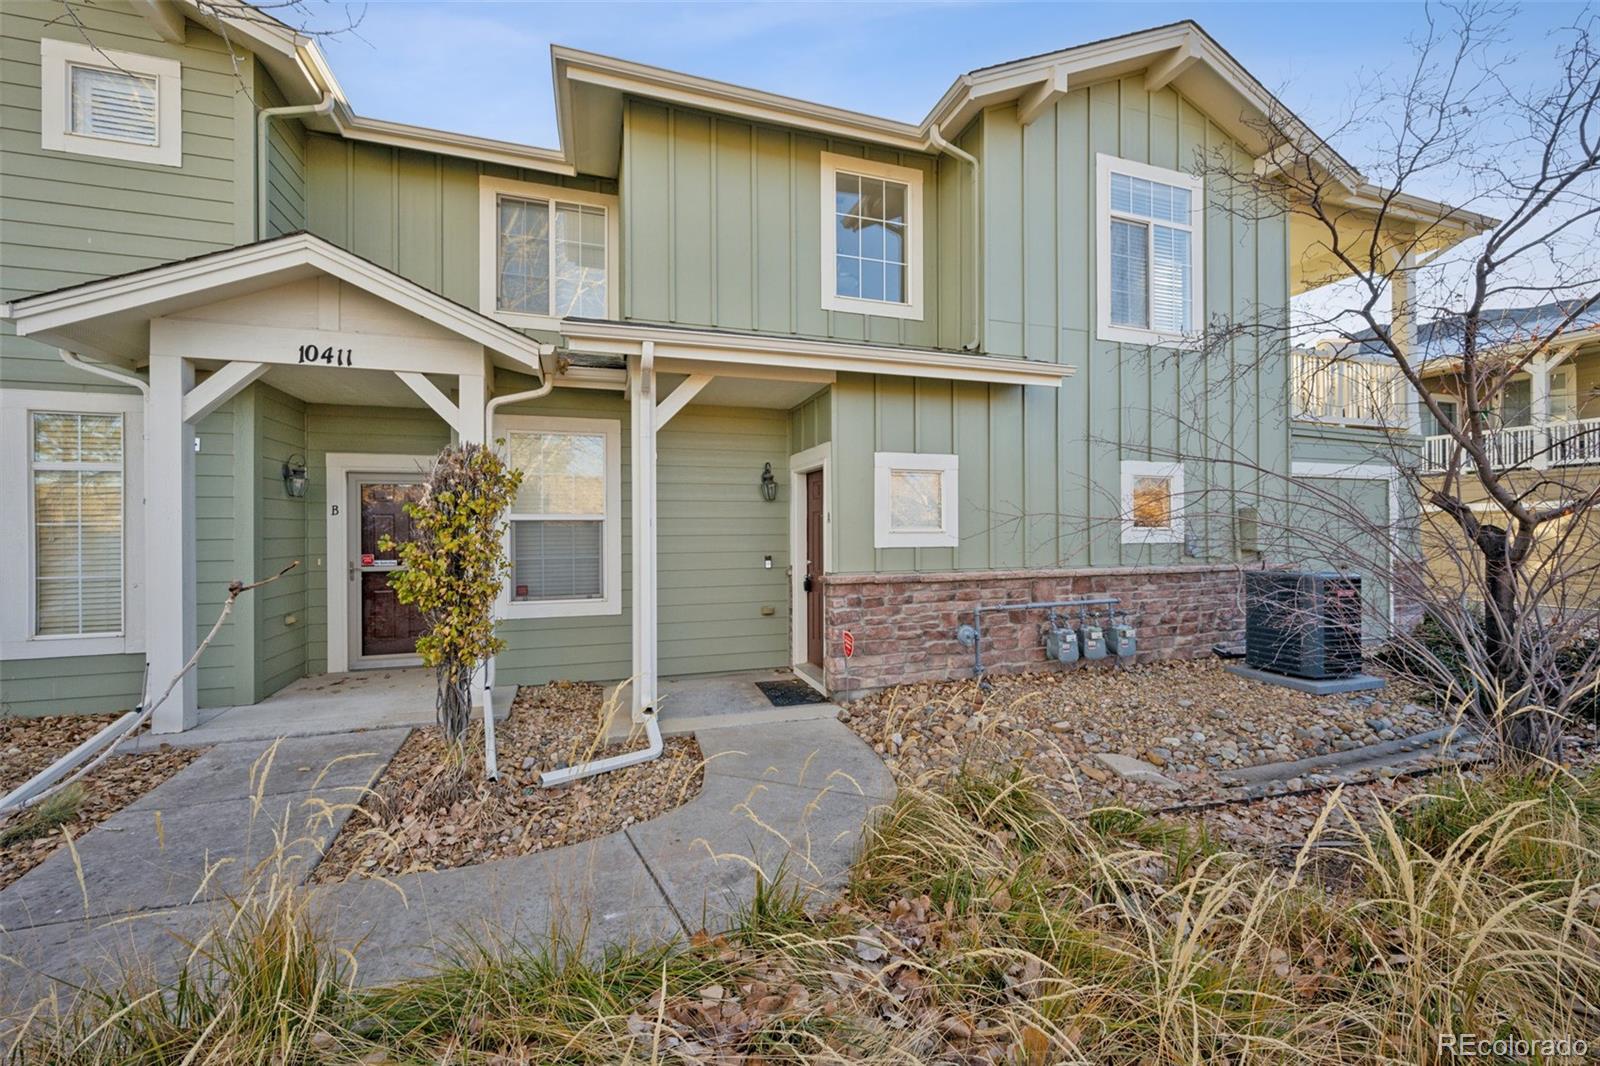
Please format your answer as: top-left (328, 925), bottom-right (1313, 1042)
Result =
top-left (928, 128), bottom-right (982, 352)
top-left (541, 343), bottom-right (661, 787)
top-left (481, 347), bottom-right (557, 781)
top-left (60, 349), bottom-right (149, 395)
top-left (258, 94), bottom-right (335, 240)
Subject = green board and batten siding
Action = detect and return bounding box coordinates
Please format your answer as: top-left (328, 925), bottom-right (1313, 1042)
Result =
top-left (620, 99), bottom-right (976, 350)
top-left (826, 85), bottom-right (1292, 575)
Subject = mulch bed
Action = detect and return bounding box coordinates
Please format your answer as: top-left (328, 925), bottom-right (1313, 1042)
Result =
top-left (312, 682), bottom-right (705, 882)
top-left (0, 713), bottom-right (204, 891)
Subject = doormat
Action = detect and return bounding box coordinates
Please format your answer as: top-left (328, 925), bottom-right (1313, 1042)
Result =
top-left (755, 679), bottom-right (827, 707)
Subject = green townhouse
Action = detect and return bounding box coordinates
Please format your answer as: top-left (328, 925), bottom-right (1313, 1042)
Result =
top-left (0, 1), bottom-right (1488, 732)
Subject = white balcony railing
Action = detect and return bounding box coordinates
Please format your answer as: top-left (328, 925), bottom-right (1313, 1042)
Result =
top-left (1423, 418), bottom-right (1600, 471)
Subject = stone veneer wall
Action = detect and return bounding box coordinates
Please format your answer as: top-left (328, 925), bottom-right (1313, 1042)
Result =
top-left (822, 564), bottom-right (1251, 696)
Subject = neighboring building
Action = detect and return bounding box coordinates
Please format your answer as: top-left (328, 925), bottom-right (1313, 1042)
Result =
top-left (0, 3), bottom-right (1488, 729)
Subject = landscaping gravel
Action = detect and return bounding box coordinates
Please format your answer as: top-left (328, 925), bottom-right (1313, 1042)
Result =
top-left (313, 682), bottom-right (704, 882)
top-left (839, 659), bottom-right (1454, 812)
top-left (0, 713), bottom-right (203, 890)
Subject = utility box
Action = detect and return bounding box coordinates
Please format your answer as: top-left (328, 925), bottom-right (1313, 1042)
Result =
top-left (1109, 619), bottom-right (1137, 659)
top-left (1045, 625), bottom-right (1079, 663)
top-left (1079, 620), bottom-right (1107, 660)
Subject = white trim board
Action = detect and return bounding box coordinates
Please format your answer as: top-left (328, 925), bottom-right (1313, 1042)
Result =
top-left (788, 443), bottom-right (833, 671)
top-left (324, 452), bottom-right (435, 674)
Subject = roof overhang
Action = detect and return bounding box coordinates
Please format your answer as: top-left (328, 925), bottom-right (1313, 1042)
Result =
top-left (1, 232), bottom-right (549, 379)
top-left (560, 320), bottom-right (1074, 388)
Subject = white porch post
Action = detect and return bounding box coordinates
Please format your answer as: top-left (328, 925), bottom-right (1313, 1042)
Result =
top-left (458, 358), bottom-right (491, 711)
top-left (146, 354), bottom-right (197, 732)
top-left (630, 342), bottom-right (658, 720)
top-left (1391, 250), bottom-right (1422, 435)
top-left (1530, 356), bottom-right (1551, 469)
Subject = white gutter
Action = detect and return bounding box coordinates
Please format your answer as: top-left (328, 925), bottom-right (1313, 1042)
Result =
top-left (540, 711), bottom-right (662, 788)
top-left (59, 349), bottom-right (151, 394)
top-left (927, 128), bottom-right (982, 353)
top-left (480, 348), bottom-right (559, 782)
top-left (258, 93), bottom-right (335, 239)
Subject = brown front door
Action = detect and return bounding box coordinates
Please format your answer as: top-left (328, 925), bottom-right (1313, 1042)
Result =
top-left (356, 479), bottom-right (428, 659)
top-left (805, 469), bottom-right (825, 667)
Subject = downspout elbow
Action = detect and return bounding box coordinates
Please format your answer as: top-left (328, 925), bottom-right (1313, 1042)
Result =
top-left (484, 343), bottom-right (561, 424)
top-left (928, 127), bottom-right (981, 352)
top-left (59, 350), bottom-right (150, 396)
top-left (257, 94), bottom-right (336, 240)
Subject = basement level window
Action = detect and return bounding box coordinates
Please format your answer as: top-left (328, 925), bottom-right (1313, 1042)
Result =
top-left (40, 38), bottom-right (182, 167)
top-left (479, 177), bottom-right (618, 329)
top-left (1096, 154), bottom-right (1204, 347)
top-left (873, 452), bottom-right (958, 548)
top-left (1120, 460), bottom-right (1185, 545)
top-left (820, 153), bottom-right (925, 322)
top-left (497, 415), bottom-right (622, 619)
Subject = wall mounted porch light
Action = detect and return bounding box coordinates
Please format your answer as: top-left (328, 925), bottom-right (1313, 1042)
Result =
top-left (282, 454), bottom-right (308, 498)
top-left (760, 462), bottom-right (778, 502)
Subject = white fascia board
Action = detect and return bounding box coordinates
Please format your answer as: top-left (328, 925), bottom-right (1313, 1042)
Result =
top-left (560, 323), bottom-right (1074, 387)
top-left (7, 234), bottom-right (549, 379)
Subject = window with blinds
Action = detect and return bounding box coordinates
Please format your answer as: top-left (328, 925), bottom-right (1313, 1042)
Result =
top-left (1108, 170), bottom-right (1194, 332)
top-left (31, 412), bottom-right (124, 637)
top-left (69, 63), bottom-right (160, 145)
top-left (506, 428), bottom-right (608, 602)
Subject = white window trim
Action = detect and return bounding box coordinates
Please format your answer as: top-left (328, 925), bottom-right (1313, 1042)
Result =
top-left (478, 176), bottom-right (619, 331)
top-left (495, 413), bottom-right (622, 619)
top-left (873, 451), bottom-right (958, 548)
top-left (40, 37), bottom-right (182, 168)
top-left (1, 389), bottom-right (146, 659)
top-left (1095, 153), bottom-right (1204, 348)
top-left (1120, 459), bottom-right (1186, 545)
top-left (819, 152), bottom-right (925, 322)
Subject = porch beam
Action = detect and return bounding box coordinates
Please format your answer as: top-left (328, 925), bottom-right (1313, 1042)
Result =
top-left (655, 372), bottom-right (713, 427)
top-left (147, 355), bottom-right (198, 733)
top-left (1144, 41), bottom-right (1196, 92)
top-left (397, 371), bottom-right (461, 436)
top-left (1017, 67), bottom-right (1070, 127)
top-left (181, 361), bottom-right (267, 423)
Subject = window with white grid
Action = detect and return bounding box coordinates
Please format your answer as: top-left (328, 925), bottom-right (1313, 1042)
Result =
top-left (480, 178), bottom-right (617, 328)
top-left (31, 412), bottom-right (124, 636)
top-left (1097, 154), bottom-right (1203, 346)
top-left (820, 153), bottom-right (924, 321)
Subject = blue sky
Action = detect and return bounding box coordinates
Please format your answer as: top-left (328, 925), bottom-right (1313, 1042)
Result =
top-left (319, 1), bottom-right (1586, 164)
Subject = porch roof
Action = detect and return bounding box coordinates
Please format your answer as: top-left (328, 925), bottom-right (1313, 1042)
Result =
top-left (0, 232), bottom-right (551, 380)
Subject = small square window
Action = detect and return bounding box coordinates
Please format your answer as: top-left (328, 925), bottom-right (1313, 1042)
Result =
top-left (1121, 461), bottom-right (1185, 544)
top-left (820, 153), bottom-right (924, 321)
top-left (874, 452), bottom-right (958, 548)
top-left (41, 39), bottom-right (181, 167)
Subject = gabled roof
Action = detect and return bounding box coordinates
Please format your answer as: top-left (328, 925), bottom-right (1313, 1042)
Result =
top-left (1, 232), bottom-right (550, 378)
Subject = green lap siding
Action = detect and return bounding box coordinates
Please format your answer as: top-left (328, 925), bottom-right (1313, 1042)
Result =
top-left (492, 390), bottom-right (791, 686)
top-left (0, 0), bottom-right (256, 390)
top-left (0, 655), bottom-right (144, 718)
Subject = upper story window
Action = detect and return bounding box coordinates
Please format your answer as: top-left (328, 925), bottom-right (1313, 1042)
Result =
top-left (1096, 154), bottom-right (1203, 346)
top-left (819, 152), bottom-right (924, 322)
top-left (479, 177), bottom-right (618, 329)
top-left (40, 38), bottom-right (182, 168)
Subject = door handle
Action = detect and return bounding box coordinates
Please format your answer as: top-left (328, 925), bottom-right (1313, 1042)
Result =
top-left (803, 575), bottom-right (814, 592)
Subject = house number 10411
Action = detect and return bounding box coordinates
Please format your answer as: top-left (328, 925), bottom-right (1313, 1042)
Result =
top-left (297, 344), bottom-right (355, 367)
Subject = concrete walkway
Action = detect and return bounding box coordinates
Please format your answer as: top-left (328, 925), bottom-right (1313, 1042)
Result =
top-left (0, 715), bottom-right (894, 1014)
